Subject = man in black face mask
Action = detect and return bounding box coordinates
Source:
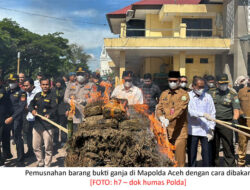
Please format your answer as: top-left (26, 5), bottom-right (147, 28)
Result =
top-left (4, 74), bottom-right (26, 166)
top-left (140, 73), bottom-right (161, 114)
top-left (212, 74), bottom-right (240, 167)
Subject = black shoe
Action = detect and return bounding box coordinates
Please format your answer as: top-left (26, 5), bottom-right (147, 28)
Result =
top-left (0, 160), bottom-right (4, 167)
top-left (24, 151), bottom-right (35, 158)
top-left (16, 162), bottom-right (25, 167)
top-left (3, 153), bottom-right (13, 160)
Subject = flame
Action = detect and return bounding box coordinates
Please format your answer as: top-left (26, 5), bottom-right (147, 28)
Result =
top-left (68, 95), bottom-right (76, 119)
top-left (100, 81), bottom-right (112, 104)
top-left (133, 104), bottom-right (177, 167)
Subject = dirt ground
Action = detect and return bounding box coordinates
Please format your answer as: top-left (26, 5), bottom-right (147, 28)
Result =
top-left (4, 139), bottom-right (250, 167)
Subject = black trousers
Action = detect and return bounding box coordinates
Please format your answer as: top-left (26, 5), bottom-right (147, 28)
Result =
top-left (0, 124), bottom-right (3, 161)
top-left (2, 123), bottom-right (11, 157)
top-left (3, 118), bottom-right (24, 162)
top-left (54, 115), bottom-right (67, 143)
top-left (214, 122), bottom-right (236, 167)
top-left (187, 135), bottom-right (211, 167)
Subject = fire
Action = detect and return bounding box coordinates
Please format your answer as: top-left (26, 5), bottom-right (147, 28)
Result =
top-left (133, 104), bottom-right (177, 167)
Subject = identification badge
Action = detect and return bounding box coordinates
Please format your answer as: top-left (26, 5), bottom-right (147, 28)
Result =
top-left (181, 96), bottom-right (187, 101)
top-left (170, 108), bottom-right (175, 115)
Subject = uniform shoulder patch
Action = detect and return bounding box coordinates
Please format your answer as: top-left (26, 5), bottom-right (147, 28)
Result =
top-left (20, 93), bottom-right (26, 101)
top-left (0, 93), bottom-right (3, 99)
top-left (181, 95), bottom-right (187, 101)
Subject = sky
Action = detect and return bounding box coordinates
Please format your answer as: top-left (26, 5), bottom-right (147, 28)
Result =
top-left (0, 0), bottom-right (137, 71)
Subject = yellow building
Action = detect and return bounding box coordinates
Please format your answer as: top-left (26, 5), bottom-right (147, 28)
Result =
top-left (104, 0), bottom-right (230, 86)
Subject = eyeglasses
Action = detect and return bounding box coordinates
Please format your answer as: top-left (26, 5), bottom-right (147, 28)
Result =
top-left (169, 80), bottom-right (178, 83)
top-left (180, 81), bottom-right (187, 83)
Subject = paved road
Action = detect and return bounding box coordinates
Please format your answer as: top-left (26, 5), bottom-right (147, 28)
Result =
top-left (4, 141), bottom-right (66, 167)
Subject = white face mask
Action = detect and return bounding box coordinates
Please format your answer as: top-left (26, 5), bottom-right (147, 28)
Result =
top-left (77, 76), bottom-right (86, 84)
top-left (219, 84), bottom-right (228, 91)
top-left (207, 82), bottom-right (215, 88)
top-left (194, 89), bottom-right (204, 96)
top-left (9, 83), bottom-right (18, 89)
top-left (169, 82), bottom-right (178, 90)
top-left (180, 83), bottom-right (187, 88)
top-left (124, 81), bottom-right (132, 88)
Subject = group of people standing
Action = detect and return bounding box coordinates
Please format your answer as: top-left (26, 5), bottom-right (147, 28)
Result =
top-left (0, 67), bottom-right (249, 167)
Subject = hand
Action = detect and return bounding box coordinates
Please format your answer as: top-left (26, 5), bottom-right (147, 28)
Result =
top-left (232, 120), bottom-right (239, 128)
top-left (5, 117), bottom-right (13, 125)
top-left (207, 129), bottom-right (214, 142)
top-left (65, 111), bottom-right (69, 117)
top-left (44, 114), bottom-right (49, 119)
top-left (204, 113), bottom-right (214, 121)
top-left (32, 110), bottom-right (37, 116)
top-left (159, 116), bottom-right (169, 129)
top-left (240, 114), bottom-right (246, 119)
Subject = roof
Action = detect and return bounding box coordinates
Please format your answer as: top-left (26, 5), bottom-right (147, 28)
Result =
top-left (107, 0), bottom-right (201, 15)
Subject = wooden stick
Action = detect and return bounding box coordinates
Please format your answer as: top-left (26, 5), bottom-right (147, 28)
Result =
top-left (215, 119), bottom-right (250, 138)
top-left (36, 114), bottom-right (68, 134)
top-left (219, 121), bottom-right (250, 131)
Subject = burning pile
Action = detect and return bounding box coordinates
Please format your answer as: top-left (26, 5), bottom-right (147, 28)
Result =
top-left (65, 99), bottom-right (175, 167)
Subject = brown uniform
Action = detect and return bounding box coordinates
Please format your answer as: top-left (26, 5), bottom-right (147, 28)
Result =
top-left (156, 88), bottom-right (189, 167)
top-left (238, 86), bottom-right (250, 166)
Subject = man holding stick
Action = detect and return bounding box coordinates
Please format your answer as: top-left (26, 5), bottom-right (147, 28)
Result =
top-left (29, 76), bottom-right (57, 167)
top-left (213, 74), bottom-right (240, 167)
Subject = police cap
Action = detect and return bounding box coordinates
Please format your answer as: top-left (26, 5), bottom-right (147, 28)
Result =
top-left (217, 74), bottom-right (230, 84)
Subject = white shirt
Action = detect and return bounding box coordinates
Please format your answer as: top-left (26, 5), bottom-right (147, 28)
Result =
top-left (188, 91), bottom-right (216, 137)
top-left (34, 80), bottom-right (42, 92)
top-left (26, 87), bottom-right (41, 121)
top-left (111, 84), bottom-right (143, 105)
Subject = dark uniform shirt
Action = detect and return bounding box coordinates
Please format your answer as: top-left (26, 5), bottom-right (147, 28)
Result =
top-left (28, 90), bottom-right (57, 128)
top-left (140, 83), bottom-right (161, 113)
top-left (8, 87), bottom-right (26, 120)
top-left (0, 86), bottom-right (9, 125)
top-left (214, 89), bottom-right (240, 120)
top-left (52, 87), bottom-right (68, 116)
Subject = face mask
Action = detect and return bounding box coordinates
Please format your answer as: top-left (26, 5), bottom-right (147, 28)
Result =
top-left (219, 84), bottom-right (228, 91)
top-left (77, 76), bottom-right (86, 84)
top-left (124, 81), bottom-right (132, 88)
top-left (207, 82), bottom-right (215, 88)
top-left (9, 83), bottom-right (18, 89)
top-left (169, 82), bottom-right (178, 90)
top-left (239, 84), bottom-right (245, 89)
top-left (180, 83), bottom-right (187, 88)
top-left (194, 89), bottom-right (204, 96)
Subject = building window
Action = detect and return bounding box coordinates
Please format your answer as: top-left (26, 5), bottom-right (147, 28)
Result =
top-left (126, 20), bottom-right (145, 37)
top-left (186, 58), bottom-right (194, 64)
top-left (182, 18), bottom-right (213, 37)
top-left (200, 58), bottom-right (209, 64)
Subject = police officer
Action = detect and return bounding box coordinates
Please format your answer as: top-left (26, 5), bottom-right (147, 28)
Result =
top-left (213, 74), bottom-right (240, 167)
top-left (0, 76), bottom-right (9, 166)
top-left (52, 78), bottom-right (67, 145)
top-left (156, 71), bottom-right (190, 167)
top-left (4, 74), bottom-right (26, 166)
top-left (205, 75), bottom-right (217, 95)
top-left (140, 73), bottom-right (161, 114)
top-left (29, 76), bottom-right (57, 167)
top-left (237, 77), bottom-right (250, 167)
